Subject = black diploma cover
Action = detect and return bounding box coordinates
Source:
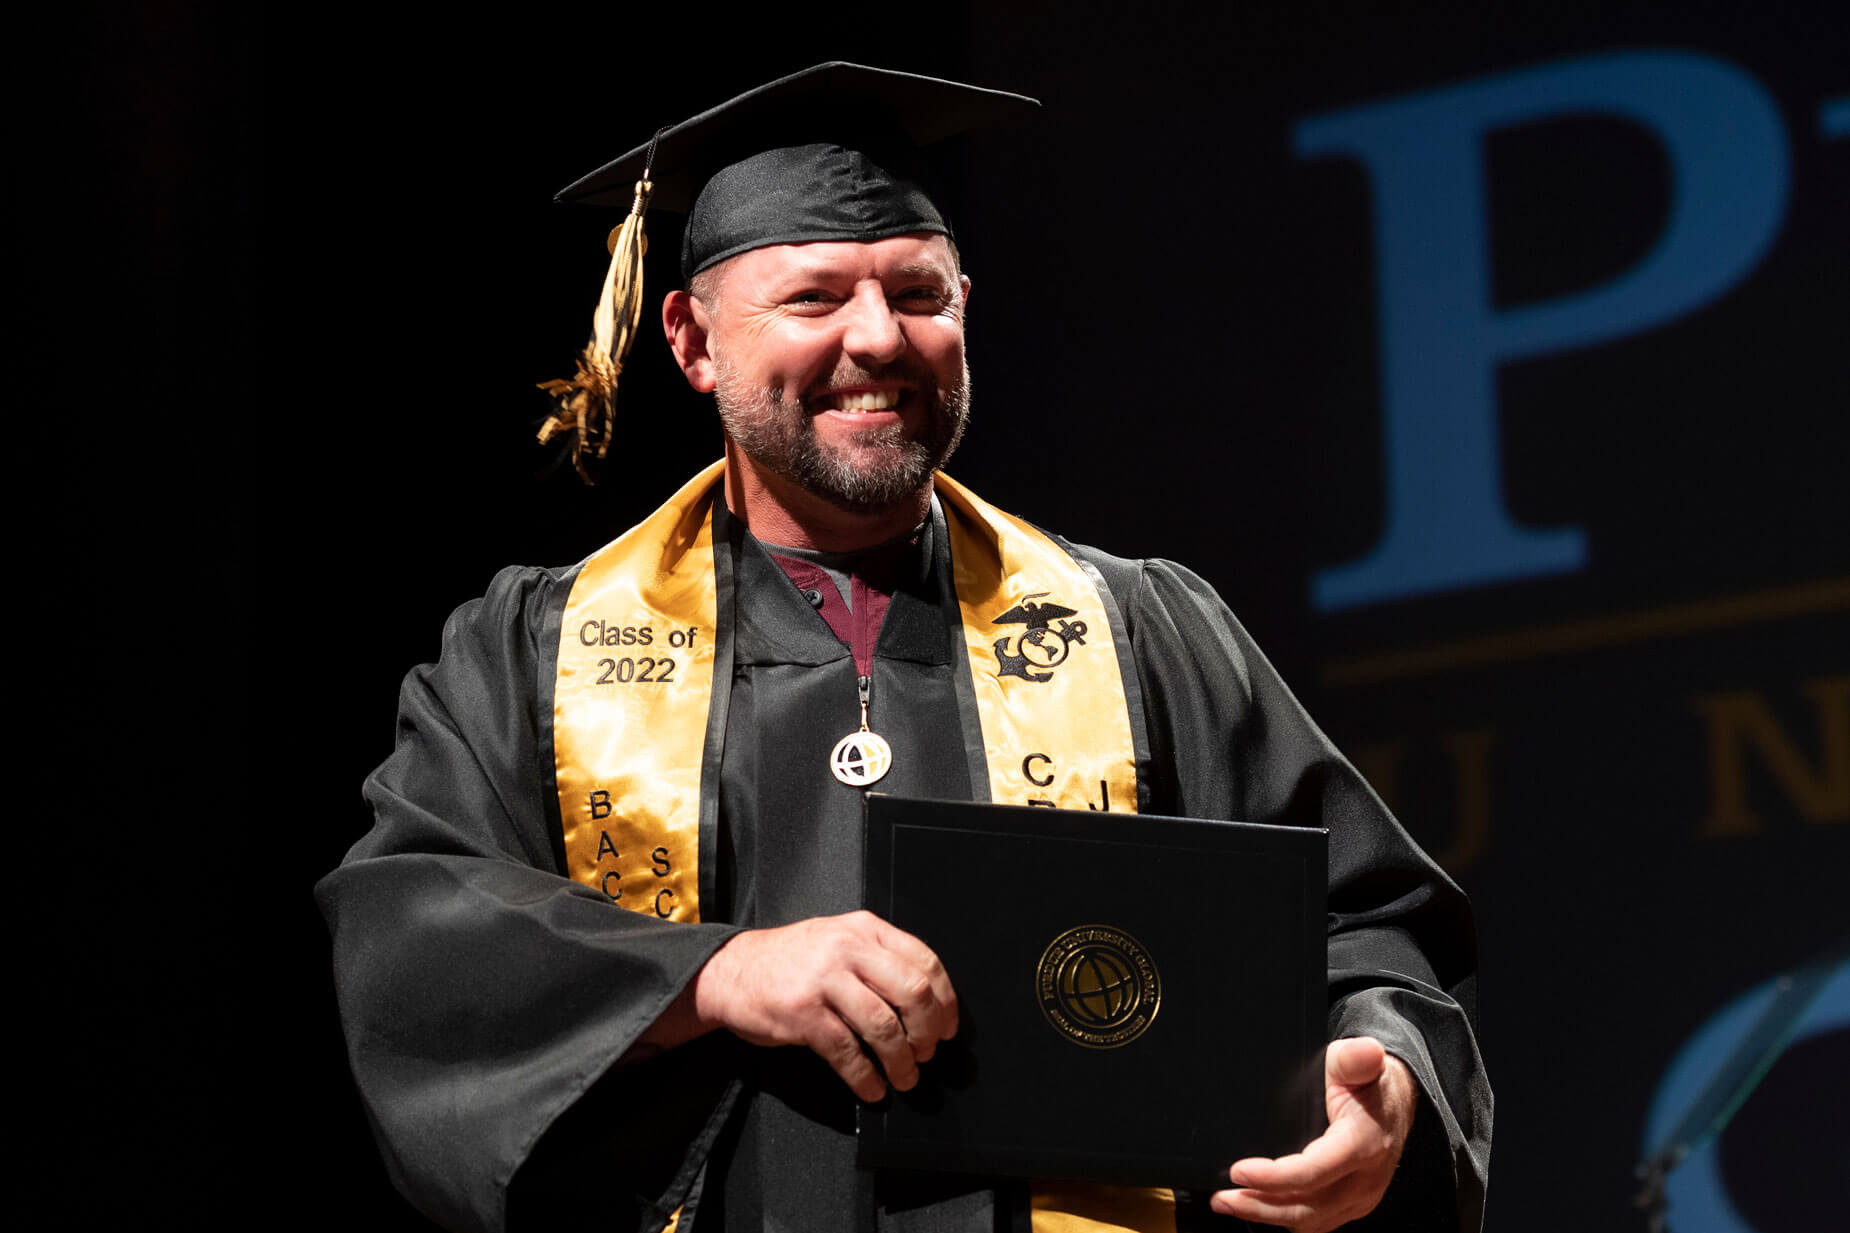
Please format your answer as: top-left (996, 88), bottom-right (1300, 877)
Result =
top-left (858, 795), bottom-right (1327, 1190)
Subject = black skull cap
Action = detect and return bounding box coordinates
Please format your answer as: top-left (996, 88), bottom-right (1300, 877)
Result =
top-left (554, 62), bottom-right (1039, 280)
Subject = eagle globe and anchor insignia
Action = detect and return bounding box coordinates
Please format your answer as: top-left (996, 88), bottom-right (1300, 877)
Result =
top-left (992, 592), bottom-right (1088, 682)
top-left (1036, 925), bottom-right (1162, 1049)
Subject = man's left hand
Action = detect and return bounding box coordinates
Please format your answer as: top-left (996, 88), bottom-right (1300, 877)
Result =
top-left (1210, 1036), bottom-right (1417, 1233)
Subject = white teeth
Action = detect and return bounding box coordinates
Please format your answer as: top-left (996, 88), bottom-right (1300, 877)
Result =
top-left (831, 390), bottom-right (899, 412)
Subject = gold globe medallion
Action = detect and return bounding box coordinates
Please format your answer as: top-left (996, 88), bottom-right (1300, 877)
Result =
top-left (830, 730), bottom-right (893, 786)
top-left (1036, 924), bottom-right (1161, 1049)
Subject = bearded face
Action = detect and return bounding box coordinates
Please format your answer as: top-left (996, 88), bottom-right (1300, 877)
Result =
top-left (693, 234), bottom-right (974, 517)
top-left (713, 352), bottom-right (971, 514)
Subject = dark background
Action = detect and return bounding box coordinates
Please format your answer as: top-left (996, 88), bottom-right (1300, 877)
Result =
top-left (29, 2), bottom-right (1845, 1229)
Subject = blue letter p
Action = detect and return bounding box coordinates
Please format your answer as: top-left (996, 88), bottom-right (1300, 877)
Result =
top-left (1297, 51), bottom-right (1789, 610)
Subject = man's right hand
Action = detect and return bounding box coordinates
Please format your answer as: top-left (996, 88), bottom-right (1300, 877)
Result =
top-left (690, 910), bottom-right (959, 1102)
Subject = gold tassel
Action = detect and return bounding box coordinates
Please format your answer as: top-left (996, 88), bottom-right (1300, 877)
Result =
top-left (538, 177), bottom-right (653, 484)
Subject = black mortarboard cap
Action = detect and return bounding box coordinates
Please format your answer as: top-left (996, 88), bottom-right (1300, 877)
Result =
top-left (539, 63), bottom-right (1036, 484)
top-left (556, 62), bottom-right (1039, 279)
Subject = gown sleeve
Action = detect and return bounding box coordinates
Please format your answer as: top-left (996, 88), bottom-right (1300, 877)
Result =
top-left (1094, 553), bottom-right (1493, 1233)
top-left (314, 565), bottom-right (743, 1233)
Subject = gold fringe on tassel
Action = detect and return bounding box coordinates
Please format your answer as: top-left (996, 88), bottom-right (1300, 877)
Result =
top-left (538, 177), bottom-right (653, 484)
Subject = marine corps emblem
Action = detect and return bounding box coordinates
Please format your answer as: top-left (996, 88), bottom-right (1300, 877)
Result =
top-left (992, 592), bottom-right (1088, 682)
top-left (1036, 924), bottom-right (1161, 1049)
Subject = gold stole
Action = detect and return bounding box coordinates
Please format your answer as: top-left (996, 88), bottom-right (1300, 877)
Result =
top-left (553, 464), bottom-right (1173, 1232)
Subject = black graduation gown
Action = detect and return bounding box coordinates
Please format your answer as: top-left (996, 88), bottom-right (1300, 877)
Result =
top-left (316, 500), bottom-right (1491, 1233)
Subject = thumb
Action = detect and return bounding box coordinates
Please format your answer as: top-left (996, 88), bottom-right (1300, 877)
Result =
top-left (1327, 1036), bottom-right (1388, 1088)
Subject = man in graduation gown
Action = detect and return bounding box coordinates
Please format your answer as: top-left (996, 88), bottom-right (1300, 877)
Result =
top-left (317, 64), bottom-right (1491, 1233)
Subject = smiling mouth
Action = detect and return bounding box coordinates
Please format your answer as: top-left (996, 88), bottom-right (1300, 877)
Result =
top-left (815, 388), bottom-right (905, 414)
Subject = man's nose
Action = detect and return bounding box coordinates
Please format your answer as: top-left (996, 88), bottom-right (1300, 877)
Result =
top-left (840, 285), bottom-right (906, 365)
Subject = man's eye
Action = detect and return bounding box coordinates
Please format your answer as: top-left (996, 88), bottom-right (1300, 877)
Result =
top-left (895, 287), bottom-right (951, 309)
top-left (787, 291), bottom-right (837, 306)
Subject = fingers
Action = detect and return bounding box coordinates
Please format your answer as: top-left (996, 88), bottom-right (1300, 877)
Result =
top-left (1210, 1187), bottom-right (1315, 1231)
top-left (1212, 1042), bottom-right (1415, 1232)
top-left (1210, 1183), bottom-right (1374, 1233)
top-left (1325, 1035), bottom-right (1387, 1088)
top-left (1227, 1113), bottom-right (1375, 1192)
top-left (866, 912), bottom-right (959, 1030)
top-left (1214, 1121), bottom-right (1383, 1233)
top-left (811, 1006), bottom-right (890, 1104)
top-left (849, 916), bottom-right (959, 1053)
top-left (697, 911), bottom-right (957, 1101)
top-left (834, 914), bottom-right (957, 1089)
top-left (832, 975), bottom-right (921, 1093)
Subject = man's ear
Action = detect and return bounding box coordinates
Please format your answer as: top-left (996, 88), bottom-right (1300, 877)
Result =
top-left (663, 290), bottom-right (717, 393)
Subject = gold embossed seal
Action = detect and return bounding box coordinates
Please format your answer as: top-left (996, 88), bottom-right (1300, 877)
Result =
top-left (1036, 924), bottom-right (1161, 1049)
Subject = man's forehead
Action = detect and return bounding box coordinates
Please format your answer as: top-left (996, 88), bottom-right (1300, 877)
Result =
top-left (723, 234), bottom-right (961, 287)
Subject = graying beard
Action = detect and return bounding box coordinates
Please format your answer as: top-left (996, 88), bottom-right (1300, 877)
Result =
top-left (790, 423), bottom-right (938, 513)
top-left (713, 362), bottom-right (970, 515)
